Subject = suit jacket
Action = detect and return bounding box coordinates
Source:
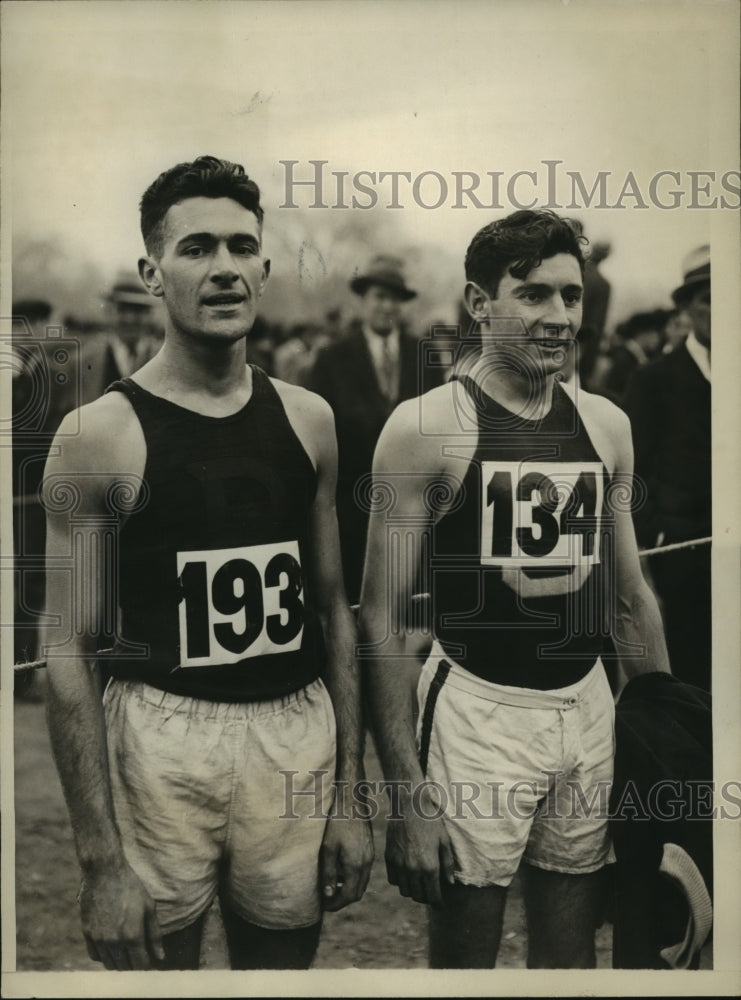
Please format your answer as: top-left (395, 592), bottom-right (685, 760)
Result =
top-left (307, 325), bottom-right (442, 601)
top-left (624, 342), bottom-right (711, 547)
top-left (13, 331), bottom-right (161, 498)
top-left (37, 329), bottom-right (162, 426)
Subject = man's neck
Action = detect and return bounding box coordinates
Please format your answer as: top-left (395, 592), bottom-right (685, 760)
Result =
top-left (363, 323), bottom-right (398, 341)
top-left (133, 332), bottom-right (253, 416)
top-left (464, 352), bottom-right (556, 419)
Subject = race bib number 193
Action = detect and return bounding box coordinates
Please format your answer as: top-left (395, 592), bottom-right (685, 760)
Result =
top-left (177, 541), bottom-right (304, 667)
top-left (481, 461), bottom-right (603, 568)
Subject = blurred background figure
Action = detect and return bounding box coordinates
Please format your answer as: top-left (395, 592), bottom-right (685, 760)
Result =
top-left (624, 245), bottom-right (711, 690)
top-left (661, 307), bottom-right (693, 354)
top-left (10, 299), bottom-right (54, 434)
top-left (307, 255), bottom-right (442, 604)
top-left (244, 314), bottom-right (278, 376)
top-left (55, 271), bottom-right (164, 413)
top-left (582, 239), bottom-right (612, 339)
top-left (10, 274), bottom-right (161, 689)
top-left (94, 270), bottom-right (162, 387)
top-left (599, 309), bottom-right (666, 406)
top-left (577, 239), bottom-right (613, 390)
top-left (11, 300), bottom-right (56, 688)
top-left (10, 298), bottom-right (78, 441)
top-left (274, 309), bottom-right (342, 387)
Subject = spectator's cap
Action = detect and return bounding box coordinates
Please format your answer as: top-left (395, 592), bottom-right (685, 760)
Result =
top-left (106, 270), bottom-right (153, 308)
top-left (672, 245), bottom-right (710, 305)
top-left (350, 255), bottom-right (417, 301)
top-left (12, 299), bottom-right (52, 322)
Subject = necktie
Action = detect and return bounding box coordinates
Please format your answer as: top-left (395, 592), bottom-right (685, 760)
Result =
top-left (381, 336), bottom-right (397, 403)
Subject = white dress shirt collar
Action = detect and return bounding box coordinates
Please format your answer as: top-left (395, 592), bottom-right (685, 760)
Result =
top-left (362, 324), bottom-right (400, 364)
top-left (362, 324), bottom-right (400, 400)
top-left (685, 331), bottom-right (711, 383)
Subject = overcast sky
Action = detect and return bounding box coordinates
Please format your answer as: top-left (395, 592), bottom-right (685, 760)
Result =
top-left (3, 0), bottom-right (738, 325)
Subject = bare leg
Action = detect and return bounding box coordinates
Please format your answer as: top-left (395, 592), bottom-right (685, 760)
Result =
top-left (160, 914), bottom-right (206, 970)
top-left (221, 903), bottom-right (322, 970)
top-left (522, 862), bottom-right (606, 968)
top-left (428, 881), bottom-right (508, 968)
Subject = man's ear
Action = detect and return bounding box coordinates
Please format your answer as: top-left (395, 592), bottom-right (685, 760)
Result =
top-left (138, 256), bottom-right (164, 298)
top-left (463, 280), bottom-right (491, 321)
top-left (260, 258), bottom-right (271, 293)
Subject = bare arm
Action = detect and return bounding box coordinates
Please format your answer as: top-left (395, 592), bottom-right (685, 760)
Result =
top-left (623, 363), bottom-right (662, 547)
top-left (358, 398), bottom-right (456, 905)
top-left (607, 407), bottom-right (672, 687)
top-left (42, 404), bottom-right (164, 969)
top-left (311, 411), bottom-right (366, 785)
top-left (286, 387), bottom-right (374, 909)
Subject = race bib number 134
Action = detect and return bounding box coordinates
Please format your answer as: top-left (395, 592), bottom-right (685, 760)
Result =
top-left (177, 541), bottom-right (304, 667)
top-left (480, 461), bottom-right (603, 568)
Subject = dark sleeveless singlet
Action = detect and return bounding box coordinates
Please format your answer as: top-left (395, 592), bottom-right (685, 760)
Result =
top-left (431, 375), bottom-right (613, 689)
top-left (104, 366), bottom-right (322, 701)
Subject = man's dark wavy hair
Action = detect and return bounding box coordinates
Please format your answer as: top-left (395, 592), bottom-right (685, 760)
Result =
top-left (140, 155), bottom-right (264, 257)
top-left (465, 210), bottom-right (587, 297)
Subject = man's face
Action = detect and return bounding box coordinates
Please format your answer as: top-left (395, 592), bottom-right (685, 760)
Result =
top-left (361, 284), bottom-right (404, 336)
top-left (635, 327), bottom-right (662, 357)
top-left (115, 303), bottom-right (153, 347)
top-left (685, 282), bottom-right (711, 349)
top-left (143, 196), bottom-right (269, 343)
top-left (478, 253), bottom-right (583, 375)
top-left (665, 311), bottom-right (693, 349)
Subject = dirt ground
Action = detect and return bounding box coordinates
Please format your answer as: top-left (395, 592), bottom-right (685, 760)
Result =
top-left (13, 674), bottom-right (711, 974)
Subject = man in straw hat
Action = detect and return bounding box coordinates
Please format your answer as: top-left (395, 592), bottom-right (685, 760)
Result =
top-left (625, 245), bottom-right (711, 690)
top-left (308, 254), bottom-right (442, 604)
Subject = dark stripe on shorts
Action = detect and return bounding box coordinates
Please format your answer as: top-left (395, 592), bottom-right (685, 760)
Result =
top-left (419, 660), bottom-right (451, 778)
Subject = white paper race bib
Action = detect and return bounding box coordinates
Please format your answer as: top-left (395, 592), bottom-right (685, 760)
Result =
top-left (176, 541), bottom-right (304, 667)
top-left (480, 461), bottom-right (603, 569)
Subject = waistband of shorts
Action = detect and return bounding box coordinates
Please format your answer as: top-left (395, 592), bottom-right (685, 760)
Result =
top-left (105, 676), bottom-right (326, 721)
top-left (427, 641), bottom-right (605, 710)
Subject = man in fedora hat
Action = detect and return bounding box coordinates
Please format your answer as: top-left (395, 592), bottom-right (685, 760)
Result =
top-left (625, 245), bottom-right (711, 689)
top-left (55, 273), bottom-right (164, 414)
top-left (307, 254), bottom-right (442, 603)
top-left (99, 271), bottom-right (163, 384)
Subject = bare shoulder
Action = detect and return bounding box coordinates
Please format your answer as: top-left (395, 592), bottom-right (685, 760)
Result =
top-left (572, 383), bottom-right (630, 433)
top-left (375, 383), bottom-right (463, 474)
top-left (43, 391), bottom-right (146, 508)
top-left (270, 376), bottom-right (334, 428)
top-left (563, 383), bottom-right (633, 473)
top-left (270, 376), bottom-right (336, 470)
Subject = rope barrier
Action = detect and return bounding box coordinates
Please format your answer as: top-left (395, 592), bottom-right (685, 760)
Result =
top-left (11, 535), bottom-right (713, 676)
top-left (637, 536), bottom-right (711, 559)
